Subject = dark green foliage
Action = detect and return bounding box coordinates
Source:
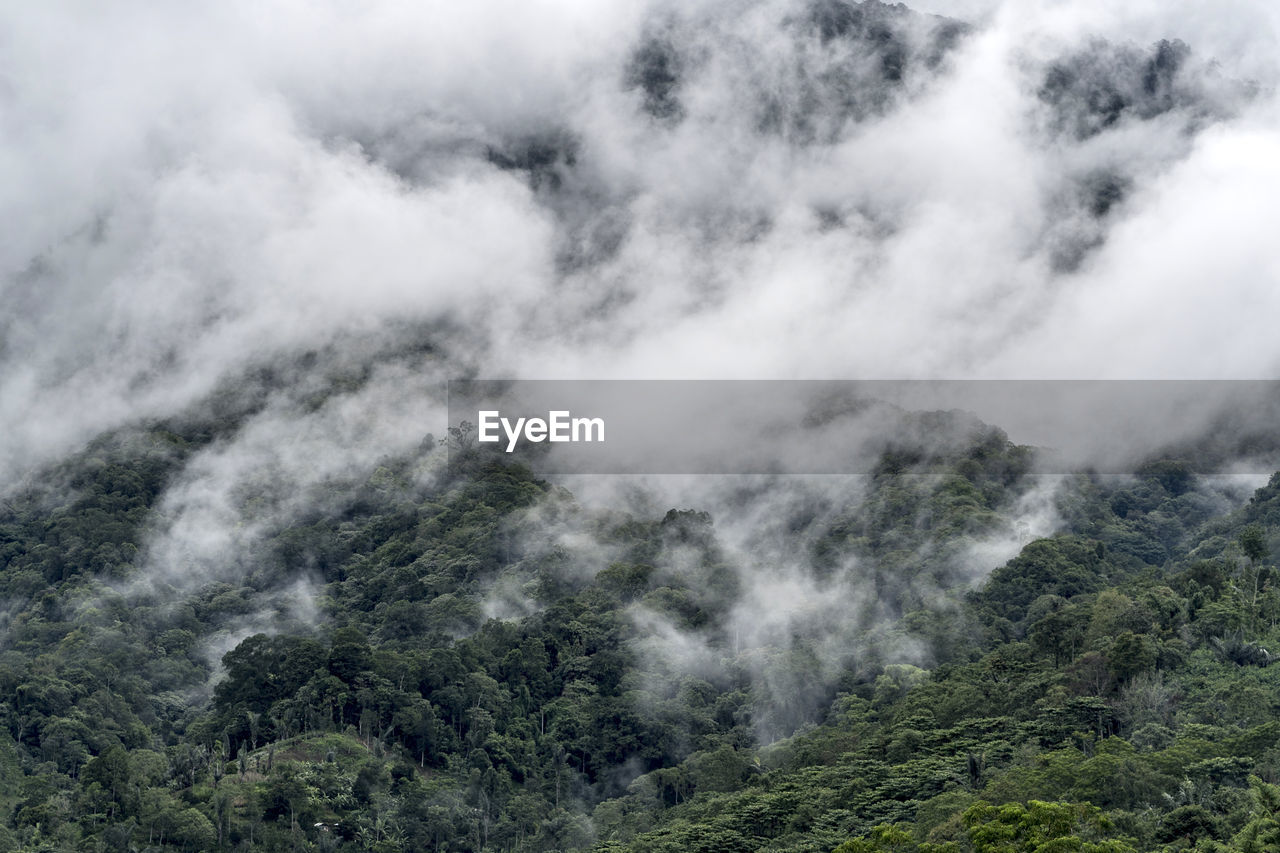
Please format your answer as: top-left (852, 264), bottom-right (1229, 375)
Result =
top-left (3, 415), bottom-right (1280, 852)
top-left (0, 428), bottom-right (191, 589)
top-left (216, 634), bottom-right (326, 713)
top-left (979, 537), bottom-right (1106, 624)
top-left (1240, 524), bottom-right (1269, 565)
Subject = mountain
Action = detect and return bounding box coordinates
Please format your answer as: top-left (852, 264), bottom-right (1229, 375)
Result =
top-left (3, 0), bottom-right (1279, 850)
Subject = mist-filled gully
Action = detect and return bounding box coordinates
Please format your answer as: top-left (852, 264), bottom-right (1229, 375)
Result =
top-left (3, 0), bottom-right (1280, 850)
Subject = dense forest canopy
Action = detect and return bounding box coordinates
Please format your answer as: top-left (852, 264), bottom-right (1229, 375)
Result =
top-left (2, 391), bottom-right (1280, 851)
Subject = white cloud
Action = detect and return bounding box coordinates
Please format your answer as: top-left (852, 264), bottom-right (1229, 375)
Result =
top-left (4, 0), bottom-right (1280, 649)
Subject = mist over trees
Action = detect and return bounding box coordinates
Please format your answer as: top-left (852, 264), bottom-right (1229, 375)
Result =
top-left (4, 0), bottom-right (1280, 851)
top-left (1, 398), bottom-right (1280, 850)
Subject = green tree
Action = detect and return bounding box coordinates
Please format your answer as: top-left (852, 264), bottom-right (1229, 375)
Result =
top-left (328, 626), bottom-right (373, 684)
top-left (1234, 776), bottom-right (1280, 852)
top-left (961, 800), bottom-right (1137, 852)
top-left (1240, 524), bottom-right (1269, 565)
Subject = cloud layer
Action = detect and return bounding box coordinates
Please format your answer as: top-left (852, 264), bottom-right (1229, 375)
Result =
top-left (4, 0), bottom-right (1280, 640)
top-left (5, 2), bottom-right (1279, 485)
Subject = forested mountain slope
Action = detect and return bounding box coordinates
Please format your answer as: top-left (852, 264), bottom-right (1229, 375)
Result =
top-left (2, 407), bottom-right (1280, 852)
top-left (3, 0), bottom-right (1279, 851)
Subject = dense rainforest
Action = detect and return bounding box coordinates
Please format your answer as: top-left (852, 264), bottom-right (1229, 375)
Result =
top-left (3, 394), bottom-right (1280, 853)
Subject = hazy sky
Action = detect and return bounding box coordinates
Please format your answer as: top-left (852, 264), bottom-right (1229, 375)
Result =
top-left (3, 0), bottom-right (1280, 489)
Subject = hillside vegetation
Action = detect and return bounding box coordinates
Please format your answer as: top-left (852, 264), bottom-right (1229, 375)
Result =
top-left (2, 413), bottom-right (1280, 852)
